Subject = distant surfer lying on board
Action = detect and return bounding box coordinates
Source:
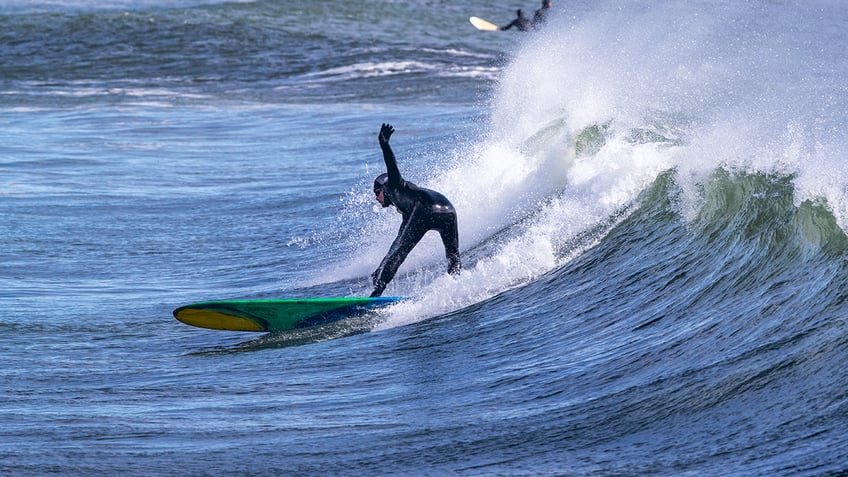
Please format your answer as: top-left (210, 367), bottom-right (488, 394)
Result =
top-left (370, 123), bottom-right (460, 297)
top-left (501, 1), bottom-right (552, 31)
top-left (501, 9), bottom-right (532, 31)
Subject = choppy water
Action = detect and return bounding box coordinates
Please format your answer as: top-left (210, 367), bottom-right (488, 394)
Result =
top-left (2, 0), bottom-right (847, 475)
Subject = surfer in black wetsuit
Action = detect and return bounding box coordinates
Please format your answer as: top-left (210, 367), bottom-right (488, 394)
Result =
top-left (532, 0), bottom-right (552, 28)
top-left (370, 123), bottom-right (460, 297)
top-left (501, 9), bottom-right (532, 32)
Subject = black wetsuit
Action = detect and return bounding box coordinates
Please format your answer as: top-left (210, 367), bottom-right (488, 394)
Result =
top-left (532, 5), bottom-right (551, 28)
top-left (371, 125), bottom-right (460, 297)
top-left (502, 11), bottom-right (532, 31)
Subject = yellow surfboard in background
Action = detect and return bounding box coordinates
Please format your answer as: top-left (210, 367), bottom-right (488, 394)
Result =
top-left (470, 17), bottom-right (499, 31)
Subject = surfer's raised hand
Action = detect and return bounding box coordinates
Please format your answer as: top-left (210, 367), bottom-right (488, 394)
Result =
top-left (379, 123), bottom-right (395, 145)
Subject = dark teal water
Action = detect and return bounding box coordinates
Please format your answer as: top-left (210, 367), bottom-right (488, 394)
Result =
top-left (2, 1), bottom-right (847, 475)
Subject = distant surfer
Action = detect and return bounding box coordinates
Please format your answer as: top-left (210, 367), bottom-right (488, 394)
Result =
top-left (370, 123), bottom-right (461, 297)
top-left (532, 0), bottom-right (552, 28)
top-left (498, 2), bottom-right (551, 32)
top-left (501, 9), bottom-right (532, 32)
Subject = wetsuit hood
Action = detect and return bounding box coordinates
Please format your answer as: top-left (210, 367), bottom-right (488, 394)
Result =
top-left (374, 173), bottom-right (392, 207)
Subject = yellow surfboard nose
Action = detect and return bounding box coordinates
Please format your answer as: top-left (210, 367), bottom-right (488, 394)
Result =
top-left (174, 308), bottom-right (265, 332)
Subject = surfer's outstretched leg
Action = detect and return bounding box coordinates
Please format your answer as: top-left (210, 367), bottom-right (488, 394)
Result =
top-left (437, 212), bottom-right (460, 276)
top-left (371, 221), bottom-right (427, 297)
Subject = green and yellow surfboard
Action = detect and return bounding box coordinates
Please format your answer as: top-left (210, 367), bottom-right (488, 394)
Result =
top-left (173, 296), bottom-right (403, 332)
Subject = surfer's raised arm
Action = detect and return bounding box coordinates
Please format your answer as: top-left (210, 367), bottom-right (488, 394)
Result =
top-left (378, 123), bottom-right (401, 185)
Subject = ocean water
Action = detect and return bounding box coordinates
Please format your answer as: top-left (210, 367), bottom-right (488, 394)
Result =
top-left (2, 0), bottom-right (848, 475)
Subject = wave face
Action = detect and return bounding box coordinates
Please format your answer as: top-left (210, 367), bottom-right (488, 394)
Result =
top-left (342, 1), bottom-right (848, 473)
top-left (347, 0), bottom-right (848, 317)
